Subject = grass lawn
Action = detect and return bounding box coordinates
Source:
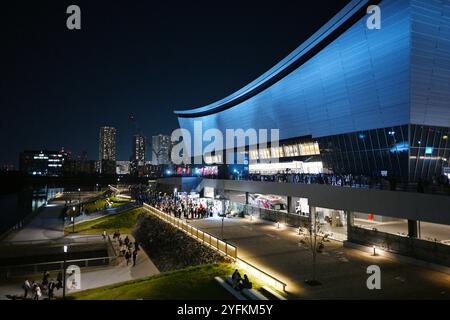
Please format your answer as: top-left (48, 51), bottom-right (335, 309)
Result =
top-left (70, 263), bottom-right (236, 300)
top-left (109, 196), bottom-right (131, 204)
top-left (83, 199), bottom-right (109, 212)
top-left (67, 207), bottom-right (143, 234)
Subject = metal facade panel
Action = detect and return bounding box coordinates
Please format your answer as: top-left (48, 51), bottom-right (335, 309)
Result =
top-left (178, 0), bottom-right (411, 141)
top-left (411, 0), bottom-right (450, 127)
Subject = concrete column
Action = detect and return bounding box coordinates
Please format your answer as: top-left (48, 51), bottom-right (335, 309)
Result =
top-left (287, 196), bottom-right (295, 214)
top-left (408, 219), bottom-right (418, 238)
top-left (346, 210), bottom-right (353, 227)
top-left (345, 211), bottom-right (353, 242)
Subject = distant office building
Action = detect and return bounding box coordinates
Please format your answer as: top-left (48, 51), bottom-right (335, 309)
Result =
top-left (0, 164), bottom-right (15, 172)
top-left (151, 134), bottom-right (171, 165)
top-left (19, 150), bottom-right (67, 176)
top-left (141, 162), bottom-right (164, 178)
top-left (116, 161), bottom-right (131, 175)
top-left (99, 126), bottom-right (116, 174)
top-left (63, 159), bottom-right (97, 175)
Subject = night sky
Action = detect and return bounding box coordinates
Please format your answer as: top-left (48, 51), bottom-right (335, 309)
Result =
top-left (1, 0), bottom-right (350, 166)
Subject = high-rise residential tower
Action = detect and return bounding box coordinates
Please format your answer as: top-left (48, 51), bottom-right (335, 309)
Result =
top-left (99, 126), bottom-right (116, 174)
top-left (151, 134), bottom-right (171, 165)
top-left (132, 134), bottom-right (146, 165)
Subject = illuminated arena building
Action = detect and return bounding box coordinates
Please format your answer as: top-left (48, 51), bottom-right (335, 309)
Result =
top-left (175, 0), bottom-right (450, 182)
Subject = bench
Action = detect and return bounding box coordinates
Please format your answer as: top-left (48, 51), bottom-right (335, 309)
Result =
top-left (226, 276), bottom-right (268, 300)
top-left (214, 277), bottom-right (246, 300)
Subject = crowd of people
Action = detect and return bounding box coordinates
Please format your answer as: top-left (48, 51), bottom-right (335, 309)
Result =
top-left (113, 231), bottom-right (140, 267)
top-left (241, 172), bottom-right (450, 194)
top-left (150, 193), bottom-right (213, 220)
top-left (246, 172), bottom-right (387, 188)
top-left (20, 270), bottom-right (62, 300)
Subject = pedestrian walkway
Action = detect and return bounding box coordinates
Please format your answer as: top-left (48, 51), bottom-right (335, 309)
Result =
top-left (0, 233), bottom-right (159, 300)
top-left (2, 202), bottom-right (66, 243)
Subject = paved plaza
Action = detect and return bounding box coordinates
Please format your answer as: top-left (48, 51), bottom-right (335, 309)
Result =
top-left (189, 216), bottom-right (450, 299)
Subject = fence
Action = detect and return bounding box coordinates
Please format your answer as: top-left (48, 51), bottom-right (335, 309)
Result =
top-left (0, 256), bottom-right (116, 279)
top-left (143, 204), bottom-right (287, 292)
top-left (143, 204), bottom-right (237, 259)
top-left (0, 235), bottom-right (106, 247)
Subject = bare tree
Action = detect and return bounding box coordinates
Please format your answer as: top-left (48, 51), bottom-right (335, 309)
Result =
top-left (302, 207), bottom-right (323, 286)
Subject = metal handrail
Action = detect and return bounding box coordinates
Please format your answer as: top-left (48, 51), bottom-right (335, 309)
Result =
top-left (143, 203), bottom-right (286, 293)
top-left (0, 256), bottom-right (115, 270)
top-left (0, 235), bottom-right (105, 247)
top-left (143, 203), bottom-right (237, 259)
top-left (235, 258), bottom-right (287, 293)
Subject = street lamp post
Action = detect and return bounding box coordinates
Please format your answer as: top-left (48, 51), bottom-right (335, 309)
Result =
top-left (63, 245), bottom-right (68, 299)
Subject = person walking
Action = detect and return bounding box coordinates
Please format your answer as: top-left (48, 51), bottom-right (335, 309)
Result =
top-left (33, 284), bottom-right (42, 300)
top-left (132, 250), bottom-right (138, 267)
top-left (56, 271), bottom-right (63, 290)
top-left (125, 250), bottom-right (131, 266)
top-left (42, 270), bottom-right (50, 286)
top-left (22, 279), bottom-right (31, 299)
top-left (47, 280), bottom-right (55, 300)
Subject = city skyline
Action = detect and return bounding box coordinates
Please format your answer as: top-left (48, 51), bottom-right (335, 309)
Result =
top-left (0, 0), bottom-right (350, 167)
top-left (1, 0), bottom-right (450, 307)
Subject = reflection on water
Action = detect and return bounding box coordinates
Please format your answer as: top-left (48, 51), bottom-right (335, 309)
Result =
top-left (0, 186), bottom-right (64, 235)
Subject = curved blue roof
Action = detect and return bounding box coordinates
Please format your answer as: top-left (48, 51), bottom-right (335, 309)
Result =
top-left (174, 0), bottom-right (372, 117)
